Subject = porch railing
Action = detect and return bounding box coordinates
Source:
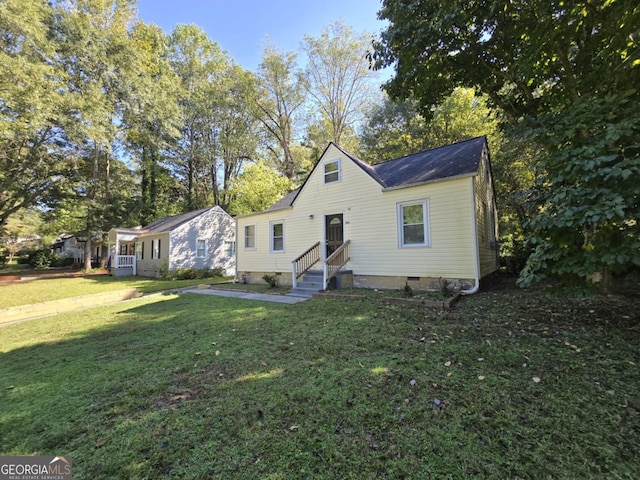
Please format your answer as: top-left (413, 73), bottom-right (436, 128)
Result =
top-left (292, 242), bottom-right (321, 288)
top-left (323, 240), bottom-right (350, 289)
top-left (115, 255), bottom-right (137, 275)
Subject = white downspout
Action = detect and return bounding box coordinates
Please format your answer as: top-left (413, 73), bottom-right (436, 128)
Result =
top-left (462, 177), bottom-right (481, 295)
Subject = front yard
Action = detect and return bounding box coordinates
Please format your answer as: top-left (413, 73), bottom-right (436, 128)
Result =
top-left (0, 283), bottom-right (638, 478)
top-left (0, 274), bottom-right (232, 310)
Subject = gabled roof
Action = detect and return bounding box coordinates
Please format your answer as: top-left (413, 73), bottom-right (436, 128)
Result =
top-left (263, 136), bottom-right (487, 212)
top-left (142, 207), bottom-right (212, 234)
top-left (265, 188), bottom-right (301, 212)
top-left (371, 136), bottom-right (486, 189)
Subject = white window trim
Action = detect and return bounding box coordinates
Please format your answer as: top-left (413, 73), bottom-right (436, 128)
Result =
top-left (397, 199), bottom-right (431, 248)
top-left (324, 159), bottom-right (341, 184)
top-left (196, 239), bottom-right (206, 258)
top-left (270, 220), bottom-right (285, 253)
top-left (224, 240), bottom-right (236, 258)
top-left (151, 239), bottom-right (160, 259)
top-left (244, 224), bottom-right (257, 250)
top-left (135, 242), bottom-right (142, 260)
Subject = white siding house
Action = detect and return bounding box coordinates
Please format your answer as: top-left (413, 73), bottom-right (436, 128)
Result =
top-left (236, 137), bottom-right (499, 294)
top-left (108, 206), bottom-right (236, 278)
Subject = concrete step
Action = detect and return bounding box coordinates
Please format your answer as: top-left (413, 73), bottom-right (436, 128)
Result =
top-left (289, 271), bottom-right (325, 297)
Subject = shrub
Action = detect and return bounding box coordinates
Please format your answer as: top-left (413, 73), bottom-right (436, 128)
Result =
top-left (262, 273), bottom-right (279, 288)
top-left (163, 267), bottom-right (226, 281)
top-left (0, 255), bottom-right (7, 268)
top-left (28, 250), bottom-right (54, 269)
top-left (400, 282), bottom-right (414, 298)
top-left (439, 278), bottom-right (456, 298)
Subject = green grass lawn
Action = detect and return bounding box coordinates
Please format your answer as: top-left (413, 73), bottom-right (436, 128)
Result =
top-left (0, 286), bottom-right (638, 479)
top-left (0, 275), bottom-right (232, 310)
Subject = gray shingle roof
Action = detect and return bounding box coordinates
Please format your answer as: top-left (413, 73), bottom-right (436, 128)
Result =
top-left (264, 137), bottom-right (487, 212)
top-left (265, 188), bottom-right (301, 212)
top-left (142, 207), bottom-right (211, 233)
top-left (371, 136), bottom-right (486, 188)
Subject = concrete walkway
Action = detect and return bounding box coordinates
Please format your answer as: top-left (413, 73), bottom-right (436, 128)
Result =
top-left (181, 287), bottom-right (308, 304)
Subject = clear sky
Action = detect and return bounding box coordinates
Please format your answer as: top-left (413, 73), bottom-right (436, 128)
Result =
top-left (135, 0), bottom-right (389, 72)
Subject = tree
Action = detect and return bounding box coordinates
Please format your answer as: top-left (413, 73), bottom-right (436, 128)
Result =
top-left (124, 22), bottom-right (183, 225)
top-left (0, 208), bottom-right (42, 261)
top-left (301, 20), bottom-right (378, 149)
top-left (168, 26), bottom-right (259, 212)
top-left (0, 0), bottom-right (72, 230)
top-left (374, 0), bottom-right (640, 285)
top-left (359, 95), bottom-right (429, 163)
top-left (168, 24), bottom-right (227, 211)
top-left (254, 43), bottom-right (307, 180)
top-left (227, 162), bottom-right (292, 215)
top-left (51, 0), bottom-right (140, 271)
top-left (212, 64), bottom-right (262, 210)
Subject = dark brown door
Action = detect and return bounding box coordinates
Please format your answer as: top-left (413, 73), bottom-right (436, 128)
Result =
top-left (325, 214), bottom-right (344, 257)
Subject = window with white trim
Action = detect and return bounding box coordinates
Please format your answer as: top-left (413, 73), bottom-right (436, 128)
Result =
top-left (135, 242), bottom-right (142, 260)
top-left (270, 221), bottom-right (284, 253)
top-left (196, 239), bottom-right (206, 258)
top-left (224, 241), bottom-right (236, 257)
top-left (398, 200), bottom-right (430, 247)
top-left (324, 160), bottom-right (340, 184)
top-left (244, 224), bottom-right (256, 249)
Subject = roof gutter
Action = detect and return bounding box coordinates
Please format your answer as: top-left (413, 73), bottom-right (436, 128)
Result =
top-left (462, 176), bottom-right (481, 295)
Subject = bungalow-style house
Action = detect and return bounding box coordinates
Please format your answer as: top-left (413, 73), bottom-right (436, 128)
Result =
top-left (50, 234), bottom-right (85, 263)
top-left (50, 234), bottom-right (104, 266)
top-left (236, 136), bottom-right (499, 296)
top-left (108, 206), bottom-right (236, 277)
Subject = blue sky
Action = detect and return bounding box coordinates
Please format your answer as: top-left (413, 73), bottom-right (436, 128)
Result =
top-left (136, 0), bottom-right (388, 72)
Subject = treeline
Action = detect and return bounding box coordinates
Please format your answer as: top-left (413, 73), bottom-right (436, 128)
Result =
top-left (2, 1), bottom-right (520, 267)
top-left (5, 0), bottom-right (636, 286)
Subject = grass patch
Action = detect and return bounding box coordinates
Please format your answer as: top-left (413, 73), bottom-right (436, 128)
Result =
top-left (0, 275), bottom-right (232, 309)
top-left (0, 288), bottom-right (638, 478)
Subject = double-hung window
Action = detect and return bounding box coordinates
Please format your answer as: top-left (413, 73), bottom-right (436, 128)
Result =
top-left (398, 200), bottom-right (430, 247)
top-left (152, 239), bottom-right (161, 259)
top-left (270, 221), bottom-right (284, 253)
top-left (244, 224), bottom-right (256, 249)
top-left (224, 241), bottom-right (236, 257)
top-left (324, 160), bottom-right (340, 184)
top-left (196, 239), bottom-right (206, 258)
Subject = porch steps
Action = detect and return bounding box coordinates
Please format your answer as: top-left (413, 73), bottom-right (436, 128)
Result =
top-left (288, 270), bottom-right (324, 298)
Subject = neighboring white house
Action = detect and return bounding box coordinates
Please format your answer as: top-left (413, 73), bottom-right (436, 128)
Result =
top-left (51, 234), bottom-right (85, 263)
top-left (108, 206), bottom-right (236, 277)
top-left (236, 137), bottom-right (499, 295)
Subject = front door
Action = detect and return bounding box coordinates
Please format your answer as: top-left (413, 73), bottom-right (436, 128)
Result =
top-left (325, 214), bottom-right (344, 257)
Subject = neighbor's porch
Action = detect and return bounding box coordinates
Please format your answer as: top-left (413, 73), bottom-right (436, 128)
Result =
top-left (107, 227), bottom-right (143, 276)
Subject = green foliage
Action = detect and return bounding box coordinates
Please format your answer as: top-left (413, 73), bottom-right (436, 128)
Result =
top-left (255, 43), bottom-right (307, 180)
top-left (375, 0), bottom-right (640, 285)
top-left (261, 273), bottom-right (279, 288)
top-left (162, 267), bottom-right (225, 281)
top-left (28, 249), bottom-right (57, 269)
top-left (519, 91), bottom-right (640, 285)
top-left (228, 162), bottom-right (293, 215)
top-left (301, 20), bottom-right (377, 147)
top-left (400, 282), bottom-right (414, 298)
